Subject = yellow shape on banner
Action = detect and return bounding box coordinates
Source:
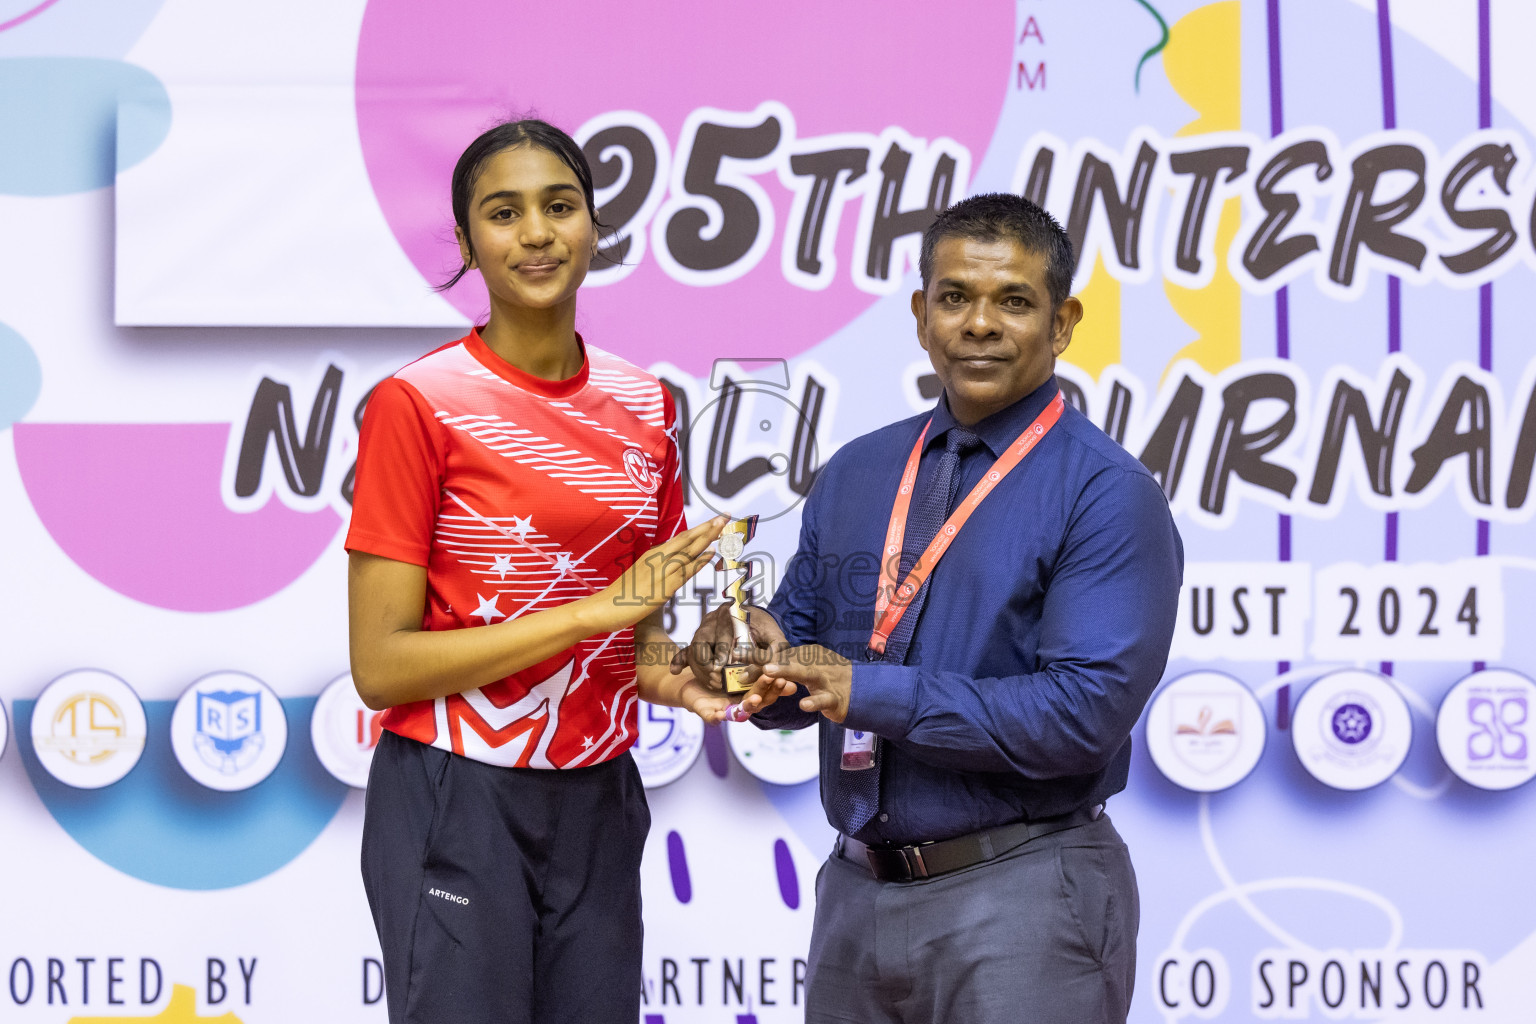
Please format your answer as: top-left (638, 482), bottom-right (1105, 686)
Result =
top-left (1062, 255), bottom-right (1121, 381)
top-left (1163, 1), bottom-right (1239, 138)
top-left (1165, 201), bottom-right (1243, 378)
top-left (69, 985), bottom-right (244, 1024)
top-left (1162, 0), bottom-right (1243, 378)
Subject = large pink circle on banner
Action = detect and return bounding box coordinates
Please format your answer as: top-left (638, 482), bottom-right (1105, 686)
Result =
top-left (14, 423), bottom-right (340, 612)
top-left (355, 0), bottom-right (1010, 373)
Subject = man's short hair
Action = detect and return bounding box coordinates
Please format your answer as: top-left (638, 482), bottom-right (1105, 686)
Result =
top-left (918, 193), bottom-right (1077, 308)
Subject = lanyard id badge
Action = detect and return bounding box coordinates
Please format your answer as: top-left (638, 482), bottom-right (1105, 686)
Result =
top-left (869, 390), bottom-right (1064, 657)
top-left (841, 728), bottom-right (877, 770)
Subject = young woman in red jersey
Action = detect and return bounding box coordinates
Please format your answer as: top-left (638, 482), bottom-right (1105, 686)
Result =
top-left (346, 119), bottom-right (735, 1024)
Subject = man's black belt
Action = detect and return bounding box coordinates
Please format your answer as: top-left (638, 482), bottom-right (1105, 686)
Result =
top-left (837, 804), bottom-right (1103, 883)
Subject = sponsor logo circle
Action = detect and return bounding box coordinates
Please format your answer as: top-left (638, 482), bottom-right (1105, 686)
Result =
top-left (989, 470), bottom-right (1001, 482)
top-left (621, 446), bottom-right (660, 494)
top-left (170, 671), bottom-right (288, 791)
top-left (726, 719), bottom-right (819, 785)
top-left (943, 524), bottom-right (957, 536)
top-left (1436, 668), bottom-right (1535, 791)
top-left (1291, 670), bottom-right (1411, 791)
top-left (31, 669), bottom-right (147, 789)
top-left (1145, 671), bottom-right (1266, 792)
top-left (311, 673), bottom-right (386, 789)
top-left (632, 701), bottom-right (705, 788)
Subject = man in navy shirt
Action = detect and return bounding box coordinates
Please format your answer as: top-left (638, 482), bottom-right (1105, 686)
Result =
top-left (678, 193), bottom-right (1182, 1023)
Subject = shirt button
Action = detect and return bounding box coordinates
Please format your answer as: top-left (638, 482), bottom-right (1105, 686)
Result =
top-left (879, 813), bottom-right (889, 822)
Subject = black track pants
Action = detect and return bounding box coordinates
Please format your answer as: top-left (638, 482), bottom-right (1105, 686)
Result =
top-left (362, 730), bottom-right (650, 1024)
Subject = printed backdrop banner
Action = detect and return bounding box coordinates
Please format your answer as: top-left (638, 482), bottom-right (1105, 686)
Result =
top-left (3, 0), bottom-right (1535, 1020)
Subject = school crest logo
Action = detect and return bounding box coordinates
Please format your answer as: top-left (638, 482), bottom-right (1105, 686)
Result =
top-left (1436, 669), bottom-right (1536, 792)
top-left (633, 701), bottom-right (704, 788)
top-left (171, 672), bottom-right (288, 791)
top-left (1171, 693), bottom-right (1242, 775)
top-left (311, 672), bottom-right (386, 789)
top-left (1146, 671), bottom-right (1265, 793)
top-left (1292, 670), bottom-right (1410, 791)
top-left (31, 670), bottom-right (148, 788)
top-left (194, 690), bottom-right (265, 773)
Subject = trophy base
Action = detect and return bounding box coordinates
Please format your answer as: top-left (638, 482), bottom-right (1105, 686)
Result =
top-left (722, 663), bottom-right (753, 697)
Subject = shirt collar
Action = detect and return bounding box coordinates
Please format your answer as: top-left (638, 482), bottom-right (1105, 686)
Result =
top-left (465, 326), bottom-right (590, 399)
top-left (926, 375), bottom-right (1063, 458)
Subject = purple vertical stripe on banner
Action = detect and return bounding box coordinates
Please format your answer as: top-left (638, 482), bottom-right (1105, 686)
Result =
top-left (1478, 280), bottom-right (1492, 561)
top-left (1480, 286), bottom-right (1493, 374)
top-left (1387, 277), bottom-right (1401, 354)
top-left (1377, 0), bottom-right (1397, 130)
top-left (1277, 685), bottom-right (1290, 731)
top-left (666, 830), bottom-right (692, 903)
top-left (1479, 0), bottom-right (1492, 129)
top-left (1475, 0), bottom-right (1491, 674)
top-left (1267, 0), bottom-right (1285, 137)
top-left (1378, 0), bottom-right (1400, 679)
top-left (1269, 1), bottom-right (1291, 683)
top-left (1276, 287), bottom-right (1290, 360)
top-left (1382, 502), bottom-right (1396, 666)
top-left (703, 722), bottom-right (730, 778)
top-left (773, 839), bottom-right (800, 909)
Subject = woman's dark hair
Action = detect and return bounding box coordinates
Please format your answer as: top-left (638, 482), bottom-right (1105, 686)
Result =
top-left (438, 119), bottom-right (601, 292)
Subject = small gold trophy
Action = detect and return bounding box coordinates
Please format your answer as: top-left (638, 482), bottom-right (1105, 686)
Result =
top-left (716, 515), bottom-right (760, 697)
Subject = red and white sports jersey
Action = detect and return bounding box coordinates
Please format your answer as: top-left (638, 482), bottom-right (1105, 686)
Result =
top-left (345, 328), bottom-right (685, 769)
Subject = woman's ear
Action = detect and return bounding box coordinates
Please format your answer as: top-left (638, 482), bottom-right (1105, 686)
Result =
top-left (454, 225), bottom-right (475, 269)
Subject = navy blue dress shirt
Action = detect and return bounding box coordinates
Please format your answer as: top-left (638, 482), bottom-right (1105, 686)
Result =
top-left (758, 375), bottom-right (1183, 846)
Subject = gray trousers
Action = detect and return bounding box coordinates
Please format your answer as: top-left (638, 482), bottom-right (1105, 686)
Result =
top-left (806, 813), bottom-right (1139, 1024)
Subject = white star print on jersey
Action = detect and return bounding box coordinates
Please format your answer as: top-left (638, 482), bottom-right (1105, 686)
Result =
top-left (472, 594), bottom-right (503, 623)
top-left (345, 329), bottom-right (686, 769)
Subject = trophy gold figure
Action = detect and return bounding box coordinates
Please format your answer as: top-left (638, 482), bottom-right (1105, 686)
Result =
top-left (716, 515), bottom-right (759, 697)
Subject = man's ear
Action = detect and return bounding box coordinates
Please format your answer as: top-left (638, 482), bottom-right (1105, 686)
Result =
top-left (1051, 296), bottom-right (1084, 357)
top-left (911, 289), bottom-right (930, 351)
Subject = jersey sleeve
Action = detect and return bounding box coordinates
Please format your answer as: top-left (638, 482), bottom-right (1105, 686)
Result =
top-left (344, 376), bottom-right (445, 567)
top-left (654, 385), bottom-right (687, 542)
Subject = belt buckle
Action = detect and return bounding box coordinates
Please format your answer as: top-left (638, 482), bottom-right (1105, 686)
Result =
top-left (864, 843), bottom-right (930, 881)
top-left (900, 844), bottom-right (930, 880)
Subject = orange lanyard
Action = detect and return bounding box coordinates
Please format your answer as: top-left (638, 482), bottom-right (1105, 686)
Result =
top-left (869, 390), bottom-right (1065, 656)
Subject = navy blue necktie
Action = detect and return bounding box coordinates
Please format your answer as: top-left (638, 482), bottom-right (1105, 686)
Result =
top-left (829, 425), bottom-right (983, 837)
